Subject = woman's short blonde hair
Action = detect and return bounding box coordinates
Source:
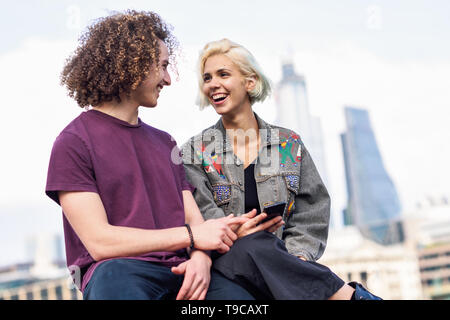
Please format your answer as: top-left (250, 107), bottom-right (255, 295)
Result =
top-left (196, 38), bottom-right (272, 109)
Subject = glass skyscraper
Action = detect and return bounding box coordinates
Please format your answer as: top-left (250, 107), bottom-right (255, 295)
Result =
top-left (341, 107), bottom-right (404, 245)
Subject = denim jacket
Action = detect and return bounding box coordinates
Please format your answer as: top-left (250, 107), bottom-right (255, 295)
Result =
top-left (181, 113), bottom-right (330, 261)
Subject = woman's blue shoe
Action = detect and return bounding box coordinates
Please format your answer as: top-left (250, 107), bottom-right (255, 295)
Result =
top-left (349, 282), bottom-right (382, 300)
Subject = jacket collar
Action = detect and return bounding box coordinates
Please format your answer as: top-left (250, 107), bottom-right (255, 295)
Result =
top-left (212, 112), bottom-right (281, 154)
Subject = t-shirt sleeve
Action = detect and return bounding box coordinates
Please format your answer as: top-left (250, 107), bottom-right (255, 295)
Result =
top-left (178, 160), bottom-right (196, 193)
top-left (169, 136), bottom-right (195, 193)
top-left (45, 132), bottom-right (99, 205)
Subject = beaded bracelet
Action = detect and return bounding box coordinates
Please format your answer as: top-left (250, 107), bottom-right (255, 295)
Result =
top-left (184, 224), bottom-right (195, 249)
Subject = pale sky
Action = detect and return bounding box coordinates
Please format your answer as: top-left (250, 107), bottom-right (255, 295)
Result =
top-left (0, 0), bottom-right (449, 266)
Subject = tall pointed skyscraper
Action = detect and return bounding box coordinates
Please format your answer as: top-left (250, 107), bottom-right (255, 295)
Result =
top-left (274, 59), bottom-right (333, 226)
top-left (341, 106), bottom-right (404, 245)
top-left (275, 62), bottom-right (312, 146)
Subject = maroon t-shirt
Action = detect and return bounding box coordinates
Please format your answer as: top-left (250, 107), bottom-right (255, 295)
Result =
top-left (46, 110), bottom-right (193, 291)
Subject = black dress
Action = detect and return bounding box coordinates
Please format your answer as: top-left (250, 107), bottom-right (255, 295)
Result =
top-left (211, 162), bottom-right (345, 300)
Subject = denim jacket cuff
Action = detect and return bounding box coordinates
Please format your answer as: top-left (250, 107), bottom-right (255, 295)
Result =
top-left (288, 248), bottom-right (314, 262)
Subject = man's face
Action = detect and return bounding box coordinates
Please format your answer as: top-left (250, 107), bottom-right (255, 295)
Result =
top-left (132, 39), bottom-right (171, 108)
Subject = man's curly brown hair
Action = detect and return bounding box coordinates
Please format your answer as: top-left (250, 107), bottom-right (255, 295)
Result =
top-left (61, 10), bottom-right (178, 108)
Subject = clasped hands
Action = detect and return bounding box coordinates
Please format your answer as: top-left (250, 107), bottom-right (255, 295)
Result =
top-left (190, 209), bottom-right (284, 254)
top-left (171, 209), bottom-right (284, 300)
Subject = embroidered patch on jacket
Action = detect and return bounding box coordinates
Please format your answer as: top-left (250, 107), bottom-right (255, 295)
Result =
top-left (212, 185), bottom-right (231, 204)
top-left (285, 174), bottom-right (300, 191)
top-left (287, 198), bottom-right (295, 212)
top-left (197, 144), bottom-right (226, 179)
top-left (279, 132), bottom-right (302, 167)
top-left (210, 153), bottom-right (225, 179)
top-left (279, 141), bottom-right (296, 167)
top-left (296, 143), bottom-right (302, 163)
top-left (285, 198), bottom-right (295, 220)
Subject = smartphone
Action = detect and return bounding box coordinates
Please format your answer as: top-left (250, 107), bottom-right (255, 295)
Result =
top-left (261, 201), bottom-right (286, 223)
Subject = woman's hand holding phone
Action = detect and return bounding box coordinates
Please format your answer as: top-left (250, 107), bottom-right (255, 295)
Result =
top-left (233, 209), bottom-right (284, 238)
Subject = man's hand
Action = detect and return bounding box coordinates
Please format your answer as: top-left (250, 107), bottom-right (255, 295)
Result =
top-left (171, 250), bottom-right (212, 300)
top-left (190, 214), bottom-right (246, 253)
top-left (234, 209), bottom-right (284, 238)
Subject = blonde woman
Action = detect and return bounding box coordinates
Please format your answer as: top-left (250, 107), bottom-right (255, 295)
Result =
top-left (182, 39), bottom-right (381, 300)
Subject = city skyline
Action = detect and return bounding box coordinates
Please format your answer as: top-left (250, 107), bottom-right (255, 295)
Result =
top-left (1, 1), bottom-right (450, 268)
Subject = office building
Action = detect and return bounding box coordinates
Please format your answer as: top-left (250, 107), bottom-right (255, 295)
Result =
top-left (320, 226), bottom-right (424, 299)
top-left (403, 196), bottom-right (450, 299)
top-left (341, 106), bottom-right (404, 245)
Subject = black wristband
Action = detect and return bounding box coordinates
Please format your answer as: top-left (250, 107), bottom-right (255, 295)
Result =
top-left (185, 224), bottom-right (195, 249)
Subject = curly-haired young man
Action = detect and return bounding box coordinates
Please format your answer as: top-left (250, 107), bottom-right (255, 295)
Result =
top-left (45, 10), bottom-right (253, 300)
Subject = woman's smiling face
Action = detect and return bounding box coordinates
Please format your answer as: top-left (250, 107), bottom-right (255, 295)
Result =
top-left (202, 54), bottom-right (254, 116)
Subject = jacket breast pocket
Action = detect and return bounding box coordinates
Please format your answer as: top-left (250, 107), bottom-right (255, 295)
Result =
top-left (212, 183), bottom-right (232, 206)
